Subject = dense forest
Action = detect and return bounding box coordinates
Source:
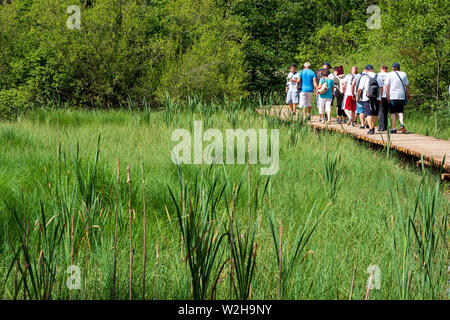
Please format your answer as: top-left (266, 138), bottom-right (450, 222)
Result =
top-left (0, 0), bottom-right (448, 116)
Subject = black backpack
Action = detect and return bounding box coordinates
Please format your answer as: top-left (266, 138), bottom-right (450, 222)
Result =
top-left (297, 70), bottom-right (304, 92)
top-left (367, 74), bottom-right (379, 99)
top-left (355, 73), bottom-right (365, 99)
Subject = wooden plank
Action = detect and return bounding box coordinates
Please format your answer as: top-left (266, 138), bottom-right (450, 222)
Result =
top-left (257, 105), bottom-right (450, 173)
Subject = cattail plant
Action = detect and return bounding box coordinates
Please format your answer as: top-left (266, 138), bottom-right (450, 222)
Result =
top-left (142, 100), bottom-right (152, 126)
top-left (156, 241), bottom-right (159, 300)
top-left (349, 265), bottom-right (357, 300)
top-left (266, 204), bottom-right (321, 299)
top-left (410, 176), bottom-right (446, 299)
top-left (127, 165), bottom-right (133, 300)
top-left (5, 201), bottom-right (65, 300)
top-left (386, 168), bottom-right (447, 299)
top-left (224, 178), bottom-right (262, 300)
top-left (168, 165), bottom-right (227, 300)
top-left (227, 110), bottom-right (238, 129)
top-left (186, 95), bottom-right (198, 114)
top-left (322, 152), bottom-right (342, 201)
top-left (163, 91), bottom-right (178, 126)
top-left (141, 163), bottom-right (147, 300)
top-left (112, 158), bottom-right (120, 300)
top-left (289, 119), bottom-right (304, 147)
top-left (2, 135), bottom-right (109, 300)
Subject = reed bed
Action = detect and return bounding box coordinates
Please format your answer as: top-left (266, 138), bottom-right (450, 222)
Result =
top-left (0, 99), bottom-right (448, 300)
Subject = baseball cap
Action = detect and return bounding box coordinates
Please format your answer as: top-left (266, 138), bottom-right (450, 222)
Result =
top-left (324, 62), bottom-right (331, 68)
top-left (365, 64), bottom-right (374, 70)
top-left (392, 62), bottom-right (400, 69)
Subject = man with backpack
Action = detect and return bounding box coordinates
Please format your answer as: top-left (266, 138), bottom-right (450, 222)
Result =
top-left (385, 62), bottom-right (410, 134)
top-left (352, 68), bottom-right (368, 129)
top-left (298, 62), bottom-right (317, 120)
top-left (357, 65), bottom-right (383, 135)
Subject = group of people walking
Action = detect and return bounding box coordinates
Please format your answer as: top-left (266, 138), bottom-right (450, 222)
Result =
top-left (286, 61), bottom-right (410, 134)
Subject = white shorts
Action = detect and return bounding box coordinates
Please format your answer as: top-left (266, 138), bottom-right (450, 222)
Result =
top-left (318, 98), bottom-right (332, 114)
top-left (286, 90), bottom-right (299, 104)
top-left (299, 92), bottom-right (313, 108)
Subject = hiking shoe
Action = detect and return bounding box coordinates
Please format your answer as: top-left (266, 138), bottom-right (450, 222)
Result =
top-left (366, 124), bottom-right (370, 129)
top-left (390, 129), bottom-right (397, 134)
top-left (400, 124), bottom-right (406, 134)
top-left (307, 115), bottom-right (311, 121)
top-left (360, 125), bottom-right (365, 129)
top-left (368, 129), bottom-right (375, 135)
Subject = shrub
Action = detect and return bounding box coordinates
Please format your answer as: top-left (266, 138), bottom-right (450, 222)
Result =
top-left (0, 88), bottom-right (33, 120)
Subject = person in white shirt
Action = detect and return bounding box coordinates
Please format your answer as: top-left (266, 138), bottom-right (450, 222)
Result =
top-left (377, 66), bottom-right (389, 131)
top-left (352, 68), bottom-right (368, 129)
top-left (342, 66), bottom-right (358, 126)
top-left (385, 62), bottom-right (410, 134)
top-left (357, 64), bottom-right (384, 135)
top-left (286, 64), bottom-right (301, 114)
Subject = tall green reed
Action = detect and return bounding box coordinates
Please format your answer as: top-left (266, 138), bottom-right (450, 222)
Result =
top-left (168, 165), bottom-right (227, 300)
top-left (321, 152), bottom-right (342, 201)
top-left (386, 168), bottom-right (447, 299)
top-left (266, 204), bottom-right (321, 299)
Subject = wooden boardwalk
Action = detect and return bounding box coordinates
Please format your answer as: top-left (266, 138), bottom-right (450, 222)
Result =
top-left (258, 106), bottom-right (450, 175)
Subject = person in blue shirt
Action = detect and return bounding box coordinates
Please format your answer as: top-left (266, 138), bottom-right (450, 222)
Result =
top-left (315, 62), bottom-right (331, 110)
top-left (317, 69), bottom-right (335, 123)
top-left (297, 62), bottom-right (317, 120)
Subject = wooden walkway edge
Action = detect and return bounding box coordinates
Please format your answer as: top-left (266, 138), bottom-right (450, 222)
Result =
top-left (257, 106), bottom-right (450, 175)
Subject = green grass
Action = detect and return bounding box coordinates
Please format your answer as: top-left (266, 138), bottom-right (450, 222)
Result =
top-left (0, 105), bottom-right (448, 300)
top-left (406, 109), bottom-right (450, 141)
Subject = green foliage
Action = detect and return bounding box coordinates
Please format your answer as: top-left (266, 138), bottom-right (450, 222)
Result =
top-left (0, 0), bottom-right (247, 110)
top-left (1, 0), bottom-right (448, 112)
top-left (296, 0), bottom-right (450, 109)
top-left (0, 88), bottom-right (33, 120)
top-left (231, 0), bottom-right (374, 92)
top-left (380, 0), bottom-right (449, 105)
top-left (158, 0), bottom-right (248, 101)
